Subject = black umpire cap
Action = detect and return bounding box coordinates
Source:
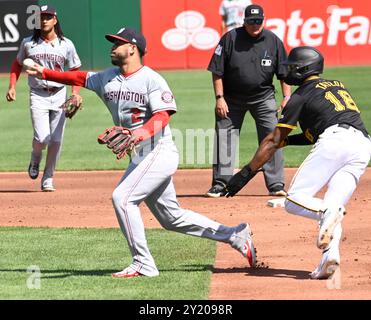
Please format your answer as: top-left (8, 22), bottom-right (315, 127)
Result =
top-left (244, 4), bottom-right (264, 21)
top-left (105, 27), bottom-right (147, 56)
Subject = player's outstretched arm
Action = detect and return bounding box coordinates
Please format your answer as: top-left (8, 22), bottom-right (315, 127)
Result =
top-left (26, 62), bottom-right (87, 87)
top-left (69, 67), bottom-right (83, 96)
top-left (25, 61), bottom-right (44, 78)
top-left (226, 127), bottom-right (292, 197)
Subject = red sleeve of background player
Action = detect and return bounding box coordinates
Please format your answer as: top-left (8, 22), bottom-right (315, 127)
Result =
top-left (42, 68), bottom-right (88, 87)
top-left (133, 111), bottom-right (170, 141)
top-left (9, 59), bottom-right (23, 86)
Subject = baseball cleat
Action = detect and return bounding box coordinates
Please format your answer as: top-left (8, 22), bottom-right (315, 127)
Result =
top-left (317, 207), bottom-right (345, 249)
top-left (242, 238), bottom-right (257, 268)
top-left (28, 162), bottom-right (39, 180)
top-left (232, 223), bottom-right (257, 268)
top-left (310, 247), bottom-right (340, 279)
top-left (268, 185), bottom-right (287, 197)
top-left (205, 185), bottom-right (227, 198)
top-left (41, 178), bottom-right (56, 192)
top-left (42, 185), bottom-right (56, 192)
top-left (112, 266), bottom-right (142, 278)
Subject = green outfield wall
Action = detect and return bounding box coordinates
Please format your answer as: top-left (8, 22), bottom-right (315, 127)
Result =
top-left (39, 0), bottom-right (141, 70)
top-left (0, 0), bottom-right (141, 72)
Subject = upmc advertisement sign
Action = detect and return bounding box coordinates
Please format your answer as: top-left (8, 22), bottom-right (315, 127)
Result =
top-left (141, 0), bottom-right (371, 69)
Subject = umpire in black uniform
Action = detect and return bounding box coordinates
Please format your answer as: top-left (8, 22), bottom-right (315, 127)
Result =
top-left (206, 4), bottom-right (291, 197)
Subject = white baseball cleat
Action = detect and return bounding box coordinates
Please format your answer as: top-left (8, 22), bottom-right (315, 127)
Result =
top-left (310, 246), bottom-right (340, 280)
top-left (231, 223), bottom-right (257, 268)
top-left (42, 185), bottom-right (56, 192)
top-left (317, 207), bottom-right (345, 249)
top-left (112, 266), bottom-right (142, 278)
top-left (41, 178), bottom-right (56, 192)
top-left (28, 162), bottom-right (40, 180)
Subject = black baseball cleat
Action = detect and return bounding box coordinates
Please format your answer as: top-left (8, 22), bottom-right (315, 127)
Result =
top-left (205, 185), bottom-right (227, 198)
top-left (268, 184), bottom-right (287, 197)
top-left (28, 162), bottom-right (39, 180)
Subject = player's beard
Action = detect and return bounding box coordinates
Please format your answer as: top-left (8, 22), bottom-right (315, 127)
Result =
top-left (110, 51), bottom-right (129, 67)
top-left (111, 56), bottom-right (121, 66)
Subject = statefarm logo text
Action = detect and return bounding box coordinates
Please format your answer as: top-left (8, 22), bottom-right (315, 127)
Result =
top-left (265, 6), bottom-right (371, 47)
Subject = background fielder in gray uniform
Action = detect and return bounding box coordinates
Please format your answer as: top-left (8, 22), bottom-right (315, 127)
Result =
top-left (28, 27), bottom-right (257, 278)
top-left (6, 5), bottom-right (81, 192)
top-left (219, 0), bottom-right (252, 35)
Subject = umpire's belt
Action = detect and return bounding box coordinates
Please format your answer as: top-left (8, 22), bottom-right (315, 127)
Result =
top-left (42, 86), bottom-right (64, 94)
top-left (338, 123), bottom-right (369, 138)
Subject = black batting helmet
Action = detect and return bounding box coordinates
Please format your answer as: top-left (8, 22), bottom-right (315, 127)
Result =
top-left (283, 46), bottom-right (324, 85)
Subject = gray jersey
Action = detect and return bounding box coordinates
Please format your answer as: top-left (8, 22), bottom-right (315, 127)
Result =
top-left (219, 0), bottom-right (252, 27)
top-left (86, 66), bottom-right (177, 147)
top-left (17, 36), bottom-right (81, 89)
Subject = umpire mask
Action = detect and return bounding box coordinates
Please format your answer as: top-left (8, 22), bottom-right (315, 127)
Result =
top-left (283, 46), bottom-right (324, 86)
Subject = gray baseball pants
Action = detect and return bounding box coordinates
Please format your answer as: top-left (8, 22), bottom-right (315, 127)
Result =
top-left (112, 139), bottom-right (246, 276)
top-left (212, 95), bottom-right (285, 191)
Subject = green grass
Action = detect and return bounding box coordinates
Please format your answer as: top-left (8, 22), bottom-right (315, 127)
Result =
top-left (0, 66), bottom-right (370, 171)
top-left (0, 227), bottom-right (216, 299)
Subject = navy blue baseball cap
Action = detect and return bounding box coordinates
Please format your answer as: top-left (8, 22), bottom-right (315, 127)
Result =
top-left (105, 27), bottom-right (147, 55)
top-left (39, 5), bottom-right (57, 16)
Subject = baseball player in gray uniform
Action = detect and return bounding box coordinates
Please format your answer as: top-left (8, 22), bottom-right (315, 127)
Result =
top-left (27, 27), bottom-right (256, 278)
top-left (6, 5), bottom-right (82, 191)
top-left (219, 0), bottom-right (252, 35)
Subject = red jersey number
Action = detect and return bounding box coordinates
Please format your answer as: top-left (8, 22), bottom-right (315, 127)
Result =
top-left (131, 108), bottom-right (142, 124)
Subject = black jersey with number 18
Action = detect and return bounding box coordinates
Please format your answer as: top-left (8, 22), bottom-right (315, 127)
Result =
top-left (277, 77), bottom-right (369, 143)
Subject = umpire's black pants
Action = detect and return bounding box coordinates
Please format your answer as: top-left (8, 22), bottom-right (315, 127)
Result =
top-left (211, 95), bottom-right (285, 192)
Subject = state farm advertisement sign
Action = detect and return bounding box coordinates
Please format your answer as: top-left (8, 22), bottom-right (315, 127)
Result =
top-left (141, 0), bottom-right (371, 69)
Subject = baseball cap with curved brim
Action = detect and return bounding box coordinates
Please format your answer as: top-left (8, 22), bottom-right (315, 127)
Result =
top-left (105, 27), bottom-right (146, 55)
top-left (244, 4), bottom-right (264, 22)
top-left (40, 5), bottom-right (57, 16)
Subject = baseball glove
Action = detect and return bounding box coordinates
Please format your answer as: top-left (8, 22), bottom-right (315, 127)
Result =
top-left (60, 94), bottom-right (83, 119)
top-left (225, 165), bottom-right (260, 197)
top-left (97, 126), bottom-right (139, 160)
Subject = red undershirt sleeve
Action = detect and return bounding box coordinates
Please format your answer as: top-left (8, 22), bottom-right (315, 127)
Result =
top-left (42, 68), bottom-right (88, 87)
top-left (132, 111), bottom-right (171, 141)
top-left (9, 59), bottom-right (22, 86)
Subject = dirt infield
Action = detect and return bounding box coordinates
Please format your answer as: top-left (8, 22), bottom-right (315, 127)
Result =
top-left (1, 168), bottom-right (370, 299)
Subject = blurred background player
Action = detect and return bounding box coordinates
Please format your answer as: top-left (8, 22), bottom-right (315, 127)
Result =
top-left (6, 5), bottom-right (82, 192)
top-left (206, 4), bottom-right (291, 198)
top-left (27, 27), bottom-right (257, 278)
top-left (226, 46), bottom-right (371, 279)
top-left (219, 0), bottom-right (252, 35)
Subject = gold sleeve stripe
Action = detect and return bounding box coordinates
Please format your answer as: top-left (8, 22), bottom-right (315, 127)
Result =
top-left (277, 123), bottom-right (297, 129)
